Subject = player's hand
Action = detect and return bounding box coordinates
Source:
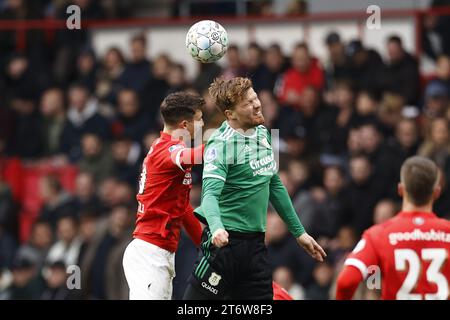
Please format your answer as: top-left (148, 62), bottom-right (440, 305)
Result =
top-left (212, 228), bottom-right (229, 248)
top-left (296, 233), bottom-right (327, 262)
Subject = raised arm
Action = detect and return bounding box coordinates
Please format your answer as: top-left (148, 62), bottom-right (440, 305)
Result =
top-left (171, 144), bottom-right (205, 170)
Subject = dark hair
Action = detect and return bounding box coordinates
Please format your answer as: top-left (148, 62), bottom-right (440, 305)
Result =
top-left (388, 35), bottom-right (402, 46)
top-left (400, 156), bottom-right (439, 206)
top-left (248, 42), bottom-right (263, 52)
top-left (105, 47), bottom-right (126, 65)
top-left (160, 91), bottom-right (205, 126)
top-left (228, 44), bottom-right (239, 52)
top-left (131, 33), bottom-right (147, 46)
top-left (69, 82), bottom-right (89, 93)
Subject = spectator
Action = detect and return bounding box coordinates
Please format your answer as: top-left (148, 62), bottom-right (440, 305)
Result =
top-left (15, 220), bottom-right (53, 271)
top-left (434, 55), bottom-right (450, 92)
top-left (111, 137), bottom-right (141, 187)
top-left (140, 54), bottom-right (171, 127)
top-left (98, 178), bottom-right (134, 213)
top-left (273, 266), bottom-right (305, 300)
top-left (8, 96), bottom-right (43, 159)
top-left (304, 263), bottom-right (334, 300)
top-left (328, 225), bottom-right (357, 265)
top-left (192, 61), bottom-right (222, 94)
top-left (167, 63), bottom-right (188, 94)
top-left (422, 14), bottom-right (446, 62)
top-left (3, 52), bottom-right (48, 105)
top-left (344, 154), bottom-right (383, 236)
top-left (387, 118), bottom-right (421, 178)
top-left (121, 34), bottom-right (152, 93)
top-left (418, 117), bottom-right (450, 168)
top-left (296, 86), bottom-right (330, 155)
top-left (74, 48), bottom-right (98, 93)
top-left (346, 39), bottom-right (384, 92)
top-left (359, 122), bottom-right (398, 198)
top-left (39, 88), bottom-right (66, 157)
top-left (1, 256), bottom-right (44, 300)
top-left (40, 260), bottom-right (78, 300)
top-left (246, 42), bottom-right (271, 92)
top-left (60, 83), bottom-right (111, 161)
top-left (78, 133), bottom-right (115, 184)
top-left (354, 90), bottom-right (379, 125)
top-left (45, 215), bottom-right (82, 268)
top-left (114, 88), bottom-right (151, 143)
top-left (382, 35), bottom-right (420, 104)
top-left (80, 205), bottom-right (132, 300)
top-left (221, 44), bottom-right (247, 80)
top-left (77, 212), bottom-right (100, 266)
top-left (73, 172), bottom-right (102, 216)
top-left (38, 175), bottom-right (77, 230)
top-left (276, 42), bottom-right (324, 110)
top-left (307, 166), bottom-right (348, 239)
top-left (264, 43), bottom-right (289, 92)
top-left (201, 88), bottom-right (225, 132)
top-left (377, 92), bottom-right (405, 138)
top-left (423, 78), bottom-right (449, 119)
top-left (258, 90), bottom-right (280, 130)
top-left (323, 32), bottom-right (350, 87)
top-left (52, 0), bottom-right (105, 85)
top-left (96, 47), bottom-right (126, 104)
top-left (266, 210), bottom-right (315, 286)
top-left (293, 186), bottom-right (325, 236)
top-left (318, 80), bottom-right (357, 156)
top-left (373, 199), bottom-right (398, 225)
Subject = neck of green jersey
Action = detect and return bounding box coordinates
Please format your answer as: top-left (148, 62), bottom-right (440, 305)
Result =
top-left (225, 121), bottom-right (258, 139)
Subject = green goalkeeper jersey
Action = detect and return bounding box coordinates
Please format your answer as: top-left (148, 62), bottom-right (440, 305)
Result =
top-left (195, 121), bottom-right (305, 237)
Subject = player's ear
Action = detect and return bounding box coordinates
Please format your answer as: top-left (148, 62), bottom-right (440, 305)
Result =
top-left (179, 119), bottom-right (189, 129)
top-left (433, 185), bottom-right (442, 200)
top-left (397, 183), bottom-right (404, 197)
top-left (224, 109), bottom-right (237, 120)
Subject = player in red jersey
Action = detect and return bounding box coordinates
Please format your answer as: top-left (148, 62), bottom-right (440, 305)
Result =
top-left (336, 156), bottom-right (450, 300)
top-left (123, 92), bottom-right (205, 300)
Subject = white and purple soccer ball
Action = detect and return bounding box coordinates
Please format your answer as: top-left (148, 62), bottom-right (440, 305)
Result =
top-left (185, 20), bottom-right (228, 63)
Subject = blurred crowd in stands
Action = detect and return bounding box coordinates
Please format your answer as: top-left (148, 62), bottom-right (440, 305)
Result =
top-left (2, 0), bottom-right (450, 300)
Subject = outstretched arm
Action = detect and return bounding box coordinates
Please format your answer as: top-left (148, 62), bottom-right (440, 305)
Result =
top-left (171, 144), bottom-right (205, 170)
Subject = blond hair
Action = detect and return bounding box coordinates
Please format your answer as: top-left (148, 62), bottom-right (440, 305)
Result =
top-left (208, 77), bottom-right (253, 114)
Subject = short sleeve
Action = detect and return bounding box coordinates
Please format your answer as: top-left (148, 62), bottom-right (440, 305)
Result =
top-left (344, 230), bottom-right (379, 279)
top-left (167, 143), bottom-right (187, 171)
top-left (202, 141), bottom-right (228, 182)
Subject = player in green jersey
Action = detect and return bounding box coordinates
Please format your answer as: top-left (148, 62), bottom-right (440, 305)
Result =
top-left (183, 77), bottom-right (326, 300)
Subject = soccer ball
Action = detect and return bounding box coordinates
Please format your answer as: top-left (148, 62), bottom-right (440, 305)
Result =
top-left (185, 20), bottom-right (228, 63)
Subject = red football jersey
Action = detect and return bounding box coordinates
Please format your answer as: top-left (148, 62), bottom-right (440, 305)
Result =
top-left (344, 211), bottom-right (450, 300)
top-left (133, 132), bottom-right (199, 253)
